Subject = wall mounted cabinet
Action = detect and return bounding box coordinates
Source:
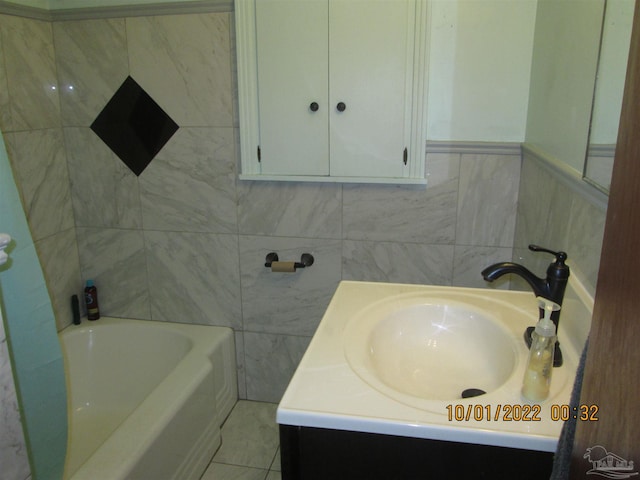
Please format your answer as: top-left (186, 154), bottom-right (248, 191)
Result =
top-left (235, 0), bottom-right (429, 184)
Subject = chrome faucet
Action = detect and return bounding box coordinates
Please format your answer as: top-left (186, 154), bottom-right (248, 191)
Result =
top-left (481, 245), bottom-right (569, 367)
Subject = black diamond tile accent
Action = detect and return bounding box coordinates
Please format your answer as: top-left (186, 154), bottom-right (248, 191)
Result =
top-left (91, 76), bottom-right (178, 176)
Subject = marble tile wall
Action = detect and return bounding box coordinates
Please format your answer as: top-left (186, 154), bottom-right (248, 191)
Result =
top-left (514, 149), bottom-right (607, 297)
top-left (1, 10), bottom-right (522, 406)
top-left (0, 13), bottom-right (81, 332)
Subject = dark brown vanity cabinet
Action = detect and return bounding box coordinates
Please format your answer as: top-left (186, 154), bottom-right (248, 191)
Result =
top-left (279, 424), bottom-right (554, 480)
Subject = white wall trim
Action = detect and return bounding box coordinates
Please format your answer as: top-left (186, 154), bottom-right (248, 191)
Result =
top-left (586, 143), bottom-right (616, 158)
top-left (0, 0), bottom-right (232, 21)
top-left (522, 142), bottom-right (608, 211)
top-left (0, 1), bottom-right (51, 20)
top-left (425, 141), bottom-right (522, 156)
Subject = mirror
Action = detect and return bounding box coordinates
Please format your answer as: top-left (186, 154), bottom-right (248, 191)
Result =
top-left (584, 0), bottom-right (635, 193)
top-left (525, 0), bottom-right (605, 177)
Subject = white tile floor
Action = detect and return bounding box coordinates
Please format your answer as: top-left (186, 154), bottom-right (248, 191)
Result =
top-left (201, 401), bottom-right (281, 480)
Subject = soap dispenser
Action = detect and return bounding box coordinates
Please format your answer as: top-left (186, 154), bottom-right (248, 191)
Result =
top-left (521, 297), bottom-right (560, 402)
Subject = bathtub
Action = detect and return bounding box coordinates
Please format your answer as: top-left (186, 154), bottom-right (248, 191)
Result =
top-left (59, 317), bottom-right (237, 480)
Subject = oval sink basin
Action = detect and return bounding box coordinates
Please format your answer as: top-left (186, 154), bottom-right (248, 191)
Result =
top-left (344, 294), bottom-right (518, 405)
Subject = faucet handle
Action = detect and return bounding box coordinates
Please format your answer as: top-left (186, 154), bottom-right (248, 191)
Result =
top-left (528, 244), bottom-right (568, 263)
top-left (529, 244), bottom-right (569, 282)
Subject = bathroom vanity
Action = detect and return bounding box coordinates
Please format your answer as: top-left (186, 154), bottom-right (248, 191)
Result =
top-left (277, 281), bottom-right (586, 479)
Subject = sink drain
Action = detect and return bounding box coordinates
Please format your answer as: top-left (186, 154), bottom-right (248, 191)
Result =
top-left (461, 388), bottom-right (486, 399)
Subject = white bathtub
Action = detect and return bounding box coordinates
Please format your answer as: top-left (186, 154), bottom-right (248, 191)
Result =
top-left (59, 317), bottom-right (237, 480)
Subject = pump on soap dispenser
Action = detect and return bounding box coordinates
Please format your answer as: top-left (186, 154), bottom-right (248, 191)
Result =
top-left (521, 297), bottom-right (560, 402)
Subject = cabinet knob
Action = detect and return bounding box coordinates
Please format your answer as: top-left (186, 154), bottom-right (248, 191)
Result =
top-left (309, 102), bottom-right (319, 112)
top-left (336, 102), bottom-right (346, 112)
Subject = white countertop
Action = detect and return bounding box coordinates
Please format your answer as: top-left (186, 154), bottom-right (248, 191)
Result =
top-left (277, 281), bottom-right (582, 452)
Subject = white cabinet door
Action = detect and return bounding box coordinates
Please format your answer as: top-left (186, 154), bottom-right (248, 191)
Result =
top-left (237, 0), bottom-right (427, 183)
top-left (329, 0), bottom-right (413, 178)
top-left (256, 0), bottom-right (329, 176)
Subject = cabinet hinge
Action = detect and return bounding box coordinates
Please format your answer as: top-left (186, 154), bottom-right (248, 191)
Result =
top-left (403, 147), bottom-right (408, 165)
top-left (257, 146), bottom-right (261, 162)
